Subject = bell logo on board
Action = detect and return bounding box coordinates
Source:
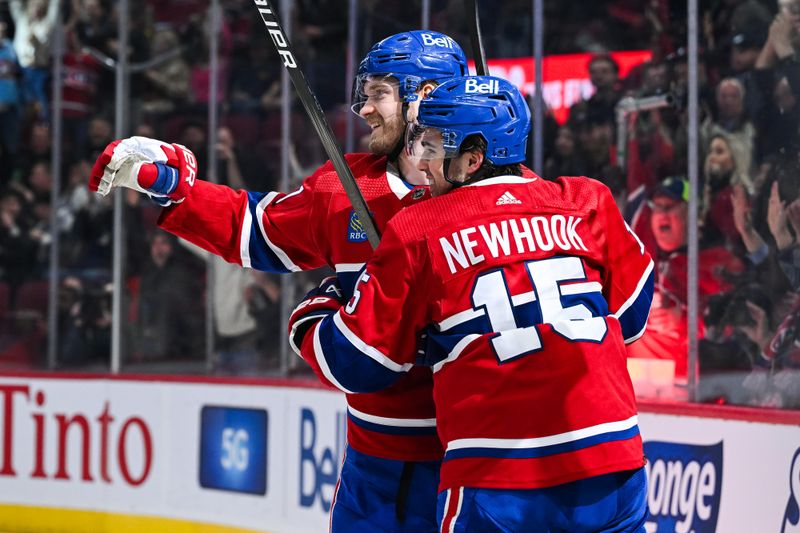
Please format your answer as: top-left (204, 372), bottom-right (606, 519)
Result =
top-left (299, 407), bottom-right (346, 513)
top-left (782, 447), bottom-right (800, 533)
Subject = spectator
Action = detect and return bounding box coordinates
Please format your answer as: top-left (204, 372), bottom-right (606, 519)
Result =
top-left (627, 177), bottom-right (745, 380)
top-left (0, 20), bottom-right (22, 175)
top-left (295, 0), bottom-right (347, 109)
top-left (568, 53), bottom-right (622, 130)
top-left (625, 108), bottom-right (676, 201)
top-left (140, 29), bottom-right (191, 119)
top-left (730, 31), bottom-right (766, 75)
top-left (84, 115), bottom-right (113, 161)
top-left (61, 30), bottom-right (103, 155)
top-left (9, 0), bottom-right (59, 122)
top-left (56, 159), bottom-right (92, 267)
top-left (75, 0), bottom-right (115, 55)
top-left (57, 275), bottom-right (111, 366)
top-left (135, 231), bottom-right (204, 362)
top-left (576, 112), bottom-right (617, 180)
top-left (0, 189), bottom-right (38, 290)
top-left (15, 121), bottom-right (51, 180)
top-left (701, 77), bottom-right (757, 162)
top-left (228, 40), bottom-right (281, 114)
top-left (753, 7), bottom-right (800, 159)
top-left (702, 133), bottom-right (753, 247)
top-left (542, 125), bottom-right (587, 179)
top-left (214, 126), bottom-right (265, 190)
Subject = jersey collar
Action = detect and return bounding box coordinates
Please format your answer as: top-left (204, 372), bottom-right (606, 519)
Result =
top-left (386, 161), bottom-right (417, 200)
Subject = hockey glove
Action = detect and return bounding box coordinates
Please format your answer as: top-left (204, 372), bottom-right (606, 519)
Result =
top-left (89, 136), bottom-right (198, 206)
top-left (288, 277), bottom-right (347, 355)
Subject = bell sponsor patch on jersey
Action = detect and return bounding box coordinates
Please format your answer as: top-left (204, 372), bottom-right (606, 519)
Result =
top-left (347, 210), bottom-right (368, 243)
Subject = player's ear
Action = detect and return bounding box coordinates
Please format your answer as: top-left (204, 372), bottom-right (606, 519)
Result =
top-left (406, 82), bottom-right (437, 123)
top-left (466, 149), bottom-right (484, 175)
top-left (420, 81), bottom-right (437, 98)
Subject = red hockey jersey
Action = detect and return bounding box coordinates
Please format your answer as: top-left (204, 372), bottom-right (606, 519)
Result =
top-left (158, 153), bottom-right (442, 461)
top-left (300, 175), bottom-right (654, 491)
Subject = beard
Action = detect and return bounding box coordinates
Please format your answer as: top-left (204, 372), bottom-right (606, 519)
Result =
top-left (368, 113), bottom-right (404, 155)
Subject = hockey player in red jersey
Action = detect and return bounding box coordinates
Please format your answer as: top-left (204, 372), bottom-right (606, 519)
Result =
top-left (289, 76), bottom-right (655, 532)
top-left (89, 31), bottom-right (472, 533)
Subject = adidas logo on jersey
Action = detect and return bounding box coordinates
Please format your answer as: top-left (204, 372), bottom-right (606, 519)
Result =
top-left (496, 191), bottom-right (522, 205)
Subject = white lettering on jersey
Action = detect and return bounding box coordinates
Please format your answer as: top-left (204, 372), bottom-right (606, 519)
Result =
top-left (439, 216), bottom-right (589, 274)
top-left (465, 78), bottom-right (500, 94)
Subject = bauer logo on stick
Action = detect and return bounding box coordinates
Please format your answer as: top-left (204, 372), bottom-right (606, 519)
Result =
top-left (253, 0), bottom-right (297, 68)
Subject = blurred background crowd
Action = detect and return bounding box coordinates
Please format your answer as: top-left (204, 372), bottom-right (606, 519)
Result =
top-left (0, 0), bottom-right (798, 409)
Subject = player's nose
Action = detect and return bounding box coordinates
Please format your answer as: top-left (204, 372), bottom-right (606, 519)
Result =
top-left (358, 102), bottom-right (376, 119)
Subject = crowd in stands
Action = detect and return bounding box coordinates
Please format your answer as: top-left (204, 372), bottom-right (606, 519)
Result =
top-left (0, 0), bottom-right (798, 408)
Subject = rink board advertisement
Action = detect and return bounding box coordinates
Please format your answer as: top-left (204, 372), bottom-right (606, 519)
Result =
top-left (0, 374), bottom-right (797, 533)
top-left (0, 375), bottom-right (346, 533)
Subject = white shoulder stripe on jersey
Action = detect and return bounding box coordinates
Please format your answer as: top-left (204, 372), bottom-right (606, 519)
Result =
top-left (438, 291), bottom-right (537, 332)
top-left (612, 259), bottom-right (654, 320)
top-left (347, 405), bottom-right (436, 428)
top-left (512, 290), bottom-right (537, 306)
top-left (560, 281), bottom-right (602, 296)
top-left (333, 312), bottom-right (414, 373)
top-left (256, 192), bottom-right (302, 272)
top-left (312, 321), bottom-right (355, 394)
top-left (335, 263), bottom-right (366, 273)
top-left (274, 184), bottom-right (303, 204)
top-left (240, 200), bottom-right (253, 269)
top-left (432, 334), bottom-right (482, 373)
top-left (438, 308), bottom-right (484, 332)
top-left (445, 415), bottom-right (639, 452)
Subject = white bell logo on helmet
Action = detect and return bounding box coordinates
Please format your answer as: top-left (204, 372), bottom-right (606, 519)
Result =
top-left (421, 33), bottom-right (455, 49)
top-left (465, 78), bottom-right (499, 94)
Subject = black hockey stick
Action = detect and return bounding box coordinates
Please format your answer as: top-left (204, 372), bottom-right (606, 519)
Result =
top-left (466, 0), bottom-right (488, 76)
top-left (251, 0), bottom-right (381, 249)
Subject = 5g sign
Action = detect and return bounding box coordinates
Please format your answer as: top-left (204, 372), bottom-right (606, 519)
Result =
top-left (221, 428), bottom-right (249, 471)
top-left (199, 406), bottom-right (268, 495)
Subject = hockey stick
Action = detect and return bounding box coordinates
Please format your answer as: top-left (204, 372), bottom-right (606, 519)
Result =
top-left (251, 0), bottom-right (381, 249)
top-left (466, 0), bottom-right (488, 76)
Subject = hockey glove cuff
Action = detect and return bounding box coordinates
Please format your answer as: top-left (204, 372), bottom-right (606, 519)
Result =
top-left (89, 136), bottom-right (198, 206)
top-left (288, 277), bottom-right (346, 355)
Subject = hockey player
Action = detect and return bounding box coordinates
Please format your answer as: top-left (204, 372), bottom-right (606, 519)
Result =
top-left (89, 31), bottom-right (472, 532)
top-left (288, 76), bottom-right (655, 532)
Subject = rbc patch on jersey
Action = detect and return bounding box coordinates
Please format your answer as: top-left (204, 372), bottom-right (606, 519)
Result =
top-left (347, 210), bottom-right (368, 242)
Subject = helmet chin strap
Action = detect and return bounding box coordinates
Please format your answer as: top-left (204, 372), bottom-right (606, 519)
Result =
top-left (443, 159), bottom-right (463, 189)
top-left (388, 101), bottom-right (412, 164)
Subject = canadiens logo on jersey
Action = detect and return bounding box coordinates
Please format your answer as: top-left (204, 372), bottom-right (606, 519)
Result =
top-left (347, 210), bottom-right (368, 243)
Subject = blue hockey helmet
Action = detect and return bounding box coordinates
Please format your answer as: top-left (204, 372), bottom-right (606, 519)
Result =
top-left (407, 76), bottom-right (531, 165)
top-left (351, 31), bottom-right (468, 114)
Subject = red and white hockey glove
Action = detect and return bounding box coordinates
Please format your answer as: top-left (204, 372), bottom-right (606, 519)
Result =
top-left (89, 136), bottom-right (198, 206)
top-left (288, 277), bottom-right (346, 355)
